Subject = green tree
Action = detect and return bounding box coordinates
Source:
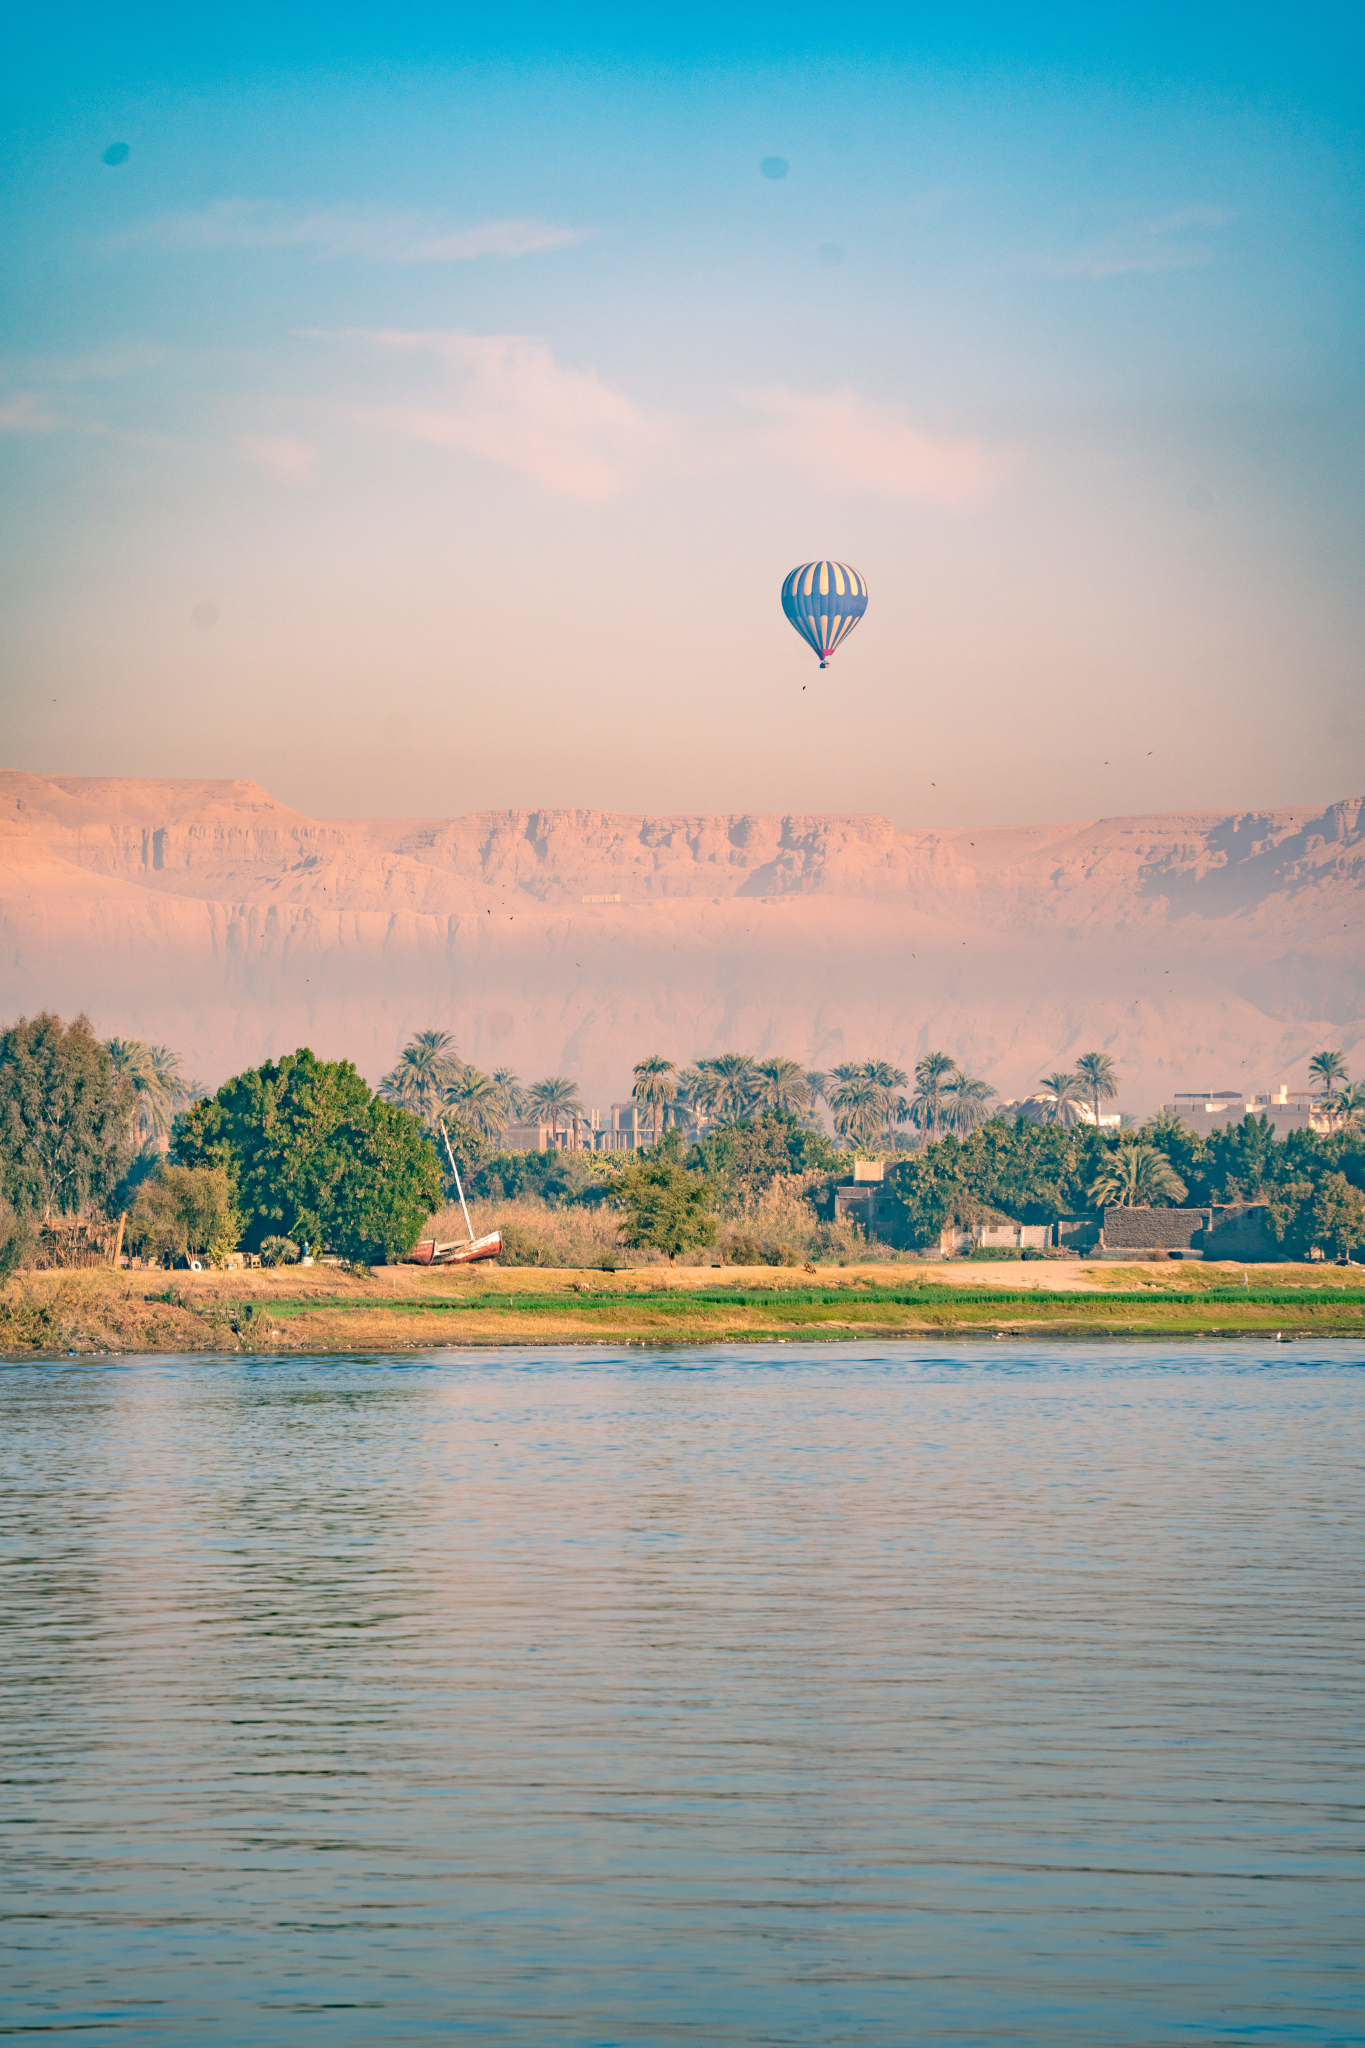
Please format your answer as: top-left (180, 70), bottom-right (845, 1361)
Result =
top-left (705, 1053), bottom-right (761, 1123)
top-left (862, 1060), bottom-right (909, 1144)
top-left (1202, 1112), bottom-right (1280, 1202)
top-left (0, 1013), bottom-right (135, 1220)
top-left (675, 1063), bottom-right (718, 1131)
top-left (944, 1070), bottom-right (998, 1134)
top-left (1033, 1072), bottom-right (1086, 1127)
top-left (1308, 1050), bottom-right (1348, 1110)
top-left (445, 1066), bottom-right (507, 1143)
top-left (1088, 1140), bottom-right (1187, 1208)
top-left (1074, 1050), bottom-right (1119, 1128)
top-left (1262, 1178), bottom-right (1318, 1258)
top-left (527, 1075), bottom-right (584, 1146)
top-left (174, 1048), bottom-right (440, 1263)
top-left (908, 1052), bottom-right (957, 1144)
top-left (1141, 1107), bottom-right (1211, 1191)
top-left (1333, 1083), bottom-right (1365, 1135)
top-left (1310, 1173), bottom-right (1365, 1259)
top-left (632, 1055), bottom-right (678, 1145)
top-left (687, 1111), bottom-right (841, 1207)
top-left (618, 1144), bottom-right (717, 1261)
top-left (826, 1063), bottom-right (887, 1149)
top-left (752, 1057), bottom-right (813, 1119)
top-left (128, 1163), bottom-right (241, 1266)
top-left (105, 1037), bottom-right (189, 1149)
top-left (882, 1118), bottom-right (1112, 1249)
top-left (492, 1068), bottom-right (528, 1124)
top-left (378, 1030), bottom-right (462, 1125)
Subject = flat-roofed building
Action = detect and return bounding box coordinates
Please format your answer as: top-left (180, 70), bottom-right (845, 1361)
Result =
top-left (1165, 1089), bottom-right (1320, 1138)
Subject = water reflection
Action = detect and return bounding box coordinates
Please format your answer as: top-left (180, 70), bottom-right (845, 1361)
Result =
top-left (2, 1344), bottom-right (1362, 2043)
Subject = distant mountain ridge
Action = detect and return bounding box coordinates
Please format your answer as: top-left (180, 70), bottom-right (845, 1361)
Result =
top-left (3, 772), bottom-right (1362, 1114)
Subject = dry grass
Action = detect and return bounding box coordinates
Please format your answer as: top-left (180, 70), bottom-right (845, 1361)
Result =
top-left (715, 1176), bottom-right (902, 1266)
top-left (428, 1196), bottom-right (658, 1268)
top-left (429, 1179), bottom-right (903, 1269)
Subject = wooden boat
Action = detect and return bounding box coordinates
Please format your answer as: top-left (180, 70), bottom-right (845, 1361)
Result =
top-left (400, 1122), bottom-right (503, 1267)
top-left (404, 1230), bottom-right (503, 1266)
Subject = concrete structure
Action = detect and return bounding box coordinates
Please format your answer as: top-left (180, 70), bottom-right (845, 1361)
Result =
top-left (938, 1218), bottom-right (1053, 1256)
top-left (834, 1184), bottom-right (883, 1227)
top-left (1165, 1089), bottom-right (1322, 1138)
top-left (1097, 1203), bottom-right (1280, 1260)
top-left (502, 1122), bottom-right (556, 1152)
top-left (1055, 1215), bottom-right (1102, 1254)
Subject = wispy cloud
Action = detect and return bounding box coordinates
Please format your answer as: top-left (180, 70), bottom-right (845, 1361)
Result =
top-left (738, 386), bottom-right (1018, 505)
top-left (240, 432), bottom-right (318, 481)
top-left (0, 392), bottom-right (64, 432)
top-left (112, 200), bottom-right (589, 264)
top-left (303, 331), bottom-right (1020, 506)
top-left (1034, 206), bottom-right (1236, 279)
top-left (342, 331), bottom-right (677, 501)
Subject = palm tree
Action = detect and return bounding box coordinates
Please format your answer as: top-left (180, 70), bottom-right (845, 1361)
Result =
top-left (908, 1051), bottom-right (957, 1144)
top-left (1089, 1140), bottom-right (1187, 1208)
top-left (705, 1053), bottom-right (760, 1123)
top-left (801, 1071), bottom-right (831, 1131)
top-left (752, 1057), bottom-right (813, 1119)
top-left (676, 1064), bottom-right (719, 1133)
top-left (1074, 1050), bottom-right (1119, 1129)
top-left (945, 1070), bottom-right (998, 1134)
top-left (444, 1066), bottom-right (506, 1143)
top-left (1308, 1049), bottom-right (1348, 1094)
top-left (527, 1075), bottom-right (583, 1147)
top-left (105, 1035), bottom-right (179, 1149)
top-left (825, 1064), bottom-right (886, 1150)
top-left (492, 1068), bottom-right (528, 1124)
top-left (379, 1029), bottom-right (461, 1125)
top-left (1033, 1072), bottom-right (1086, 1128)
top-left (1333, 1083), bottom-right (1365, 1133)
top-left (632, 1055), bottom-right (678, 1145)
top-left (860, 1060), bottom-right (908, 1144)
top-left (1308, 1051), bottom-right (1348, 1122)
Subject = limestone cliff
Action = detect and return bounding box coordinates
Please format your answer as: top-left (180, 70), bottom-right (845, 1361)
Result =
top-left (2, 772), bottom-right (1361, 1113)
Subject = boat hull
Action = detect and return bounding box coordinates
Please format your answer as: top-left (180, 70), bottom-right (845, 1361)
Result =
top-left (403, 1230), bottom-right (503, 1266)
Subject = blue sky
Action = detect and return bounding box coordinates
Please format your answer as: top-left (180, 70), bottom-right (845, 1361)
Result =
top-left (3, 5), bottom-right (1361, 824)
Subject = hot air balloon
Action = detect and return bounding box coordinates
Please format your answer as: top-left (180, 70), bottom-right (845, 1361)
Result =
top-left (781, 560), bottom-right (868, 668)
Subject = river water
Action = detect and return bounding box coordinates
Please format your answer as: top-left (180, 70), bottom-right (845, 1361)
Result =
top-left (2, 1343), bottom-right (1362, 2045)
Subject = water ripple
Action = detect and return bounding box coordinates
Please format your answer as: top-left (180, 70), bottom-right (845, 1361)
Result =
top-left (2, 1343), bottom-right (1362, 2043)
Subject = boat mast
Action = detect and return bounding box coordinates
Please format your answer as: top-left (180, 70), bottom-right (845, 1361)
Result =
top-left (438, 1120), bottom-right (476, 1242)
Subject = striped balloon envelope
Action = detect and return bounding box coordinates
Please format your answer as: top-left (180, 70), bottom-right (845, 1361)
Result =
top-left (780, 561), bottom-right (868, 667)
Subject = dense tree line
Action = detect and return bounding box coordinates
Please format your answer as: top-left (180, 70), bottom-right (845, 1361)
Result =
top-left (3, 1011), bottom-right (1362, 1266)
top-left (880, 1111), bottom-right (1365, 1255)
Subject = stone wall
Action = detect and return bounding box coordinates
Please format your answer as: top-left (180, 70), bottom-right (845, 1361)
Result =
top-left (1102, 1207), bottom-right (1212, 1250)
top-left (1203, 1204), bottom-right (1280, 1261)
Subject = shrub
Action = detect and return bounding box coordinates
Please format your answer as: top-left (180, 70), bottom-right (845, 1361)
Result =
top-left (1311, 1173), bottom-right (1365, 1260)
top-left (719, 1233), bottom-right (766, 1266)
top-left (128, 1164), bottom-right (241, 1267)
top-left (618, 1148), bottom-right (717, 1262)
top-left (497, 1221), bottom-right (557, 1267)
top-left (259, 1235), bottom-right (300, 1267)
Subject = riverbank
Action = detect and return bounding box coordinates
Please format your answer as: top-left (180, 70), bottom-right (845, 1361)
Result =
top-left (4, 1261), bottom-right (1365, 1354)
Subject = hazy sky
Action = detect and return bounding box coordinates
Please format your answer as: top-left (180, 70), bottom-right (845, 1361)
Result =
top-left (3, 5), bottom-right (1362, 826)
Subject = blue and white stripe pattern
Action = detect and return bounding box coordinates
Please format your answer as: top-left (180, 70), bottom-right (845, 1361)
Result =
top-left (780, 560), bottom-right (868, 667)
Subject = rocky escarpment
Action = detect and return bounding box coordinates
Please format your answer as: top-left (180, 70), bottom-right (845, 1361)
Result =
top-left (1, 772), bottom-right (1361, 1112)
